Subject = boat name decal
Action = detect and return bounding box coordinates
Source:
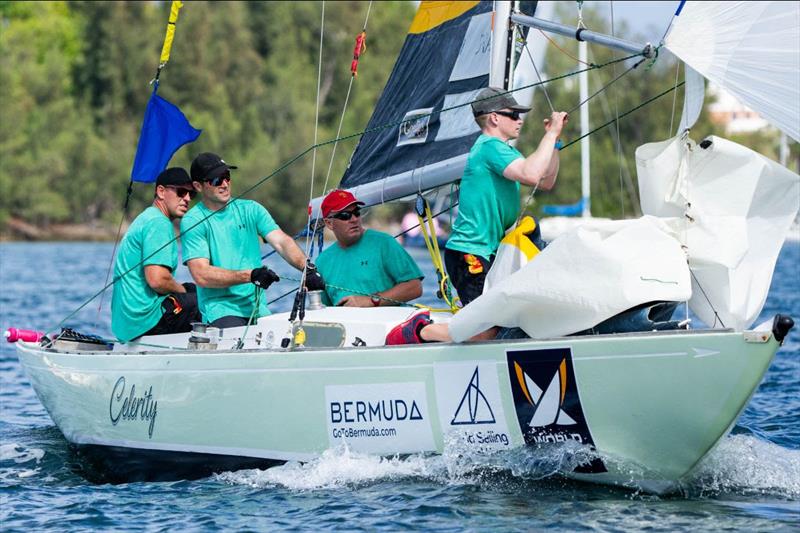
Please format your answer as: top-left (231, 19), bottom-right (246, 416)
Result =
top-left (109, 376), bottom-right (158, 438)
top-left (506, 348), bottom-right (606, 474)
top-left (330, 399), bottom-right (423, 423)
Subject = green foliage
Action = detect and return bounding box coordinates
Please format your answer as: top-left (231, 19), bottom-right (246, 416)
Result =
top-left (0, 1), bottom-right (794, 236)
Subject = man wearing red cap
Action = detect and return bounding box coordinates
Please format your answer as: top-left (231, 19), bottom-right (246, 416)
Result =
top-left (315, 190), bottom-right (423, 307)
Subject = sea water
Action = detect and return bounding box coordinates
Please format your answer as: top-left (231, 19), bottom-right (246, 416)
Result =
top-left (1, 241), bottom-right (798, 531)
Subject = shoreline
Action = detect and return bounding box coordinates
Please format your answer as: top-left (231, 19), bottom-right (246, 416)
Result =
top-left (0, 218), bottom-right (127, 242)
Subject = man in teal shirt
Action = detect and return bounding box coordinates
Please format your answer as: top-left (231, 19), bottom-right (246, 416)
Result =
top-left (181, 152), bottom-right (324, 328)
top-left (111, 168), bottom-right (202, 342)
top-left (387, 87), bottom-right (568, 344)
top-left (316, 189), bottom-right (423, 307)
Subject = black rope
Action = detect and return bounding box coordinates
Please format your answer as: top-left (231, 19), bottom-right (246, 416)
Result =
top-left (562, 81), bottom-right (685, 151)
top-left (566, 57), bottom-right (646, 116)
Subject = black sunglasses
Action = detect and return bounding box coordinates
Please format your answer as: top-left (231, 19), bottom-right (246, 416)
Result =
top-left (205, 173), bottom-right (231, 187)
top-left (328, 208), bottom-right (361, 221)
top-left (166, 186), bottom-right (197, 199)
top-left (494, 110), bottom-right (524, 120)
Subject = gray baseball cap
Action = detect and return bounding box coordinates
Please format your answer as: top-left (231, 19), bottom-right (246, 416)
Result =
top-left (471, 87), bottom-right (531, 116)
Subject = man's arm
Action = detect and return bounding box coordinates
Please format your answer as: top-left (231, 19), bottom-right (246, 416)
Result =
top-left (144, 265), bottom-right (186, 294)
top-left (337, 279), bottom-right (423, 307)
top-left (265, 228), bottom-right (306, 270)
top-left (186, 258), bottom-right (251, 288)
top-left (502, 111), bottom-right (567, 189)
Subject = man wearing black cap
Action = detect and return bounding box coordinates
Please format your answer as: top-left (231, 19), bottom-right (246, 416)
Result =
top-left (181, 152), bottom-right (323, 328)
top-left (111, 167), bottom-right (202, 342)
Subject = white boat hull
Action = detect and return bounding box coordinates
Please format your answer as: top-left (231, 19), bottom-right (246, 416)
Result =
top-left (15, 308), bottom-right (785, 492)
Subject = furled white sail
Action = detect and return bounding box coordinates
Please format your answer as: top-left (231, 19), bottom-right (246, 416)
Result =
top-left (664, 1), bottom-right (800, 142)
top-left (677, 64), bottom-right (704, 134)
top-left (448, 217), bottom-right (691, 342)
top-left (636, 135), bottom-right (800, 330)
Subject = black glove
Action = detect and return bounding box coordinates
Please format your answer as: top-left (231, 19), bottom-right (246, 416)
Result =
top-left (304, 262), bottom-right (326, 292)
top-left (250, 266), bottom-right (280, 289)
top-left (181, 282), bottom-right (197, 293)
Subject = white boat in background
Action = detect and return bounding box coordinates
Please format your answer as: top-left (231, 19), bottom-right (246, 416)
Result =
top-left (9, 1), bottom-right (800, 492)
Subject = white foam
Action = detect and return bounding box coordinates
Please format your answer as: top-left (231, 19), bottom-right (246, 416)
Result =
top-left (0, 443), bottom-right (44, 464)
top-left (687, 435), bottom-right (800, 497)
top-left (217, 445), bottom-right (440, 490)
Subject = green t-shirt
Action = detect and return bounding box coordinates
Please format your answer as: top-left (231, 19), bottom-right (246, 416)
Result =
top-left (111, 206), bottom-right (177, 342)
top-left (446, 134), bottom-right (523, 258)
top-left (316, 229), bottom-right (424, 306)
top-left (180, 199), bottom-right (279, 323)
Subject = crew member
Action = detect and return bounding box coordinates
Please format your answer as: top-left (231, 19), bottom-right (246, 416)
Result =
top-left (111, 167), bottom-right (202, 342)
top-left (315, 189), bottom-right (423, 307)
top-left (181, 152), bottom-right (324, 328)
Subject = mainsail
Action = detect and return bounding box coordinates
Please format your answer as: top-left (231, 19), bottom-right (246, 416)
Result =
top-left (311, 1), bottom-right (546, 213)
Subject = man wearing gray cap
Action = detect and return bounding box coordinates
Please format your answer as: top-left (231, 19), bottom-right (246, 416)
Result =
top-left (111, 167), bottom-right (202, 342)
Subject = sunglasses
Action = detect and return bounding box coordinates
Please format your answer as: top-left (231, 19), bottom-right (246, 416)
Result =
top-left (328, 209), bottom-right (361, 221)
top-left (166, 186), bottom-right (197, 199)
top-left (494, 110), bottom-right (524, 120)
top-left (205, 174), bottom-right (231, 187)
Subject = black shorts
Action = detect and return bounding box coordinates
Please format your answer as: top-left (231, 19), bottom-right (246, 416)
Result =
top-left (444, 248), bottom-right (494, 306)
top-left (143, 291), bottom-right (202, 337)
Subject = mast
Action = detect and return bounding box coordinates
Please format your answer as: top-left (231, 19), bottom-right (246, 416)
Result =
top-left (490, 1), bottom-right (515, 89)
top-left (579, 40), bottom-right (590, 217)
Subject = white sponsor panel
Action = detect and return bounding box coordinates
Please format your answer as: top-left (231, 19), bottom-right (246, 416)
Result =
top-left (433, 361), bottom-right (512, 451)
top-left (325, 382), bottom-right (435, 454)
top-left (435, 90), bottom-right (482, 142)
top-left (449, 11), bottom-right (492, 82)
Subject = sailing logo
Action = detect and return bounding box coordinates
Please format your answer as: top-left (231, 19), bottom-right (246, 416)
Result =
top-left (506, 348), bottom-right (606, 473)
top-left (398, 108), bottom-right (433, 146)
top-left (451, 366), bottom-right (496, 425)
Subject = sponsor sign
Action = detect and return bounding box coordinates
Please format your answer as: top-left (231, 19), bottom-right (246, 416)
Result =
top-left (506, 348), bottom-right (606, 473)
top-left (434, 361), bottom-right (513, 451)
top-left (325, 382), bottom-right (435, 454)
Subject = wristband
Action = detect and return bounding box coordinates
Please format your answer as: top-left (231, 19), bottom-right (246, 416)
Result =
top-left (555, 139), bottom-right (563, 150)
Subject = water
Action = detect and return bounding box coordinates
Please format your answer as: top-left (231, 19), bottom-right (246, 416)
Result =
top-left (1, 241), bottom-right (798, 531)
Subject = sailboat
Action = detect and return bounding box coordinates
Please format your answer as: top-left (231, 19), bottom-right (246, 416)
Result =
top-left (9, 1), bottom-right (800, 493)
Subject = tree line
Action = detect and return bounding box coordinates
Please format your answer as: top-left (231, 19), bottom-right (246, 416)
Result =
top-left (0, 1), bottom-right (793, 240)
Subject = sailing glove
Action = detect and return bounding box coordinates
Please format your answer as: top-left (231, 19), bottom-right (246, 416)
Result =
top-left (304, 262), bottom-right (326, 292)
top-left (250, 266), bottom-right (280, 289)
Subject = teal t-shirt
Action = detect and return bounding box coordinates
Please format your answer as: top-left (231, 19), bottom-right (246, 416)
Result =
top-left (111, 206), bottom-right (177, 342)
top-left (316, 229), bottom-right (424, 306)
top-left (180, 199), bottom-right (279, 323)
top-left (446, 134), bottom-right (523, 258)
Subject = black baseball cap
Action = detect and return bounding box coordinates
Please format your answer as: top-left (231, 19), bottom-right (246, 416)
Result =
top-left (190, 152), bottom-right (238, 182)
top-left (156, 167), bottom-right (192, 187)
top-left (471, 87), bottom-right (531, 117)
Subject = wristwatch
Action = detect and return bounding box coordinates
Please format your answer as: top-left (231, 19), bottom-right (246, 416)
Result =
top-left (370, 294), bottom-right (381, 307)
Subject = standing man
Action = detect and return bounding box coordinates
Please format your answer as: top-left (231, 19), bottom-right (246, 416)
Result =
top-left (111, 167), bottom-right (202, 342)
top-left (386, 87), bottom-right (568, 344)
top-left (181, 152), bottom-right (323, 328)
top-left (444, 87), bottom-right (567, 308)
top-left (315, 189), bottom-right (423, 307)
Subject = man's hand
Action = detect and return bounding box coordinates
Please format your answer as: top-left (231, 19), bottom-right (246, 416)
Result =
top-left (304, 262), bottom-right (326, 291)
top-left (543, 111), bottom-right (568, 136)
top-left (336, 295), bottom-right (374, 307)
top-left (250, 266), bottom-right (280, 289)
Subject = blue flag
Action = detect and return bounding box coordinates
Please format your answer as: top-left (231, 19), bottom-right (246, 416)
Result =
top-left (130, 85), bottom-right (201, 183)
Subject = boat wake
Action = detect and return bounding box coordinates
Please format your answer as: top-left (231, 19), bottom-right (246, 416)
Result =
top-left (217, 435), bottom-right (799, 499)
top-left (0, 442), bottom-right (45, 481)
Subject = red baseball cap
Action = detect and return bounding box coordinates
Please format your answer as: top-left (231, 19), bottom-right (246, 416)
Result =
top-left (321, 189), bottom-right (365, 218)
